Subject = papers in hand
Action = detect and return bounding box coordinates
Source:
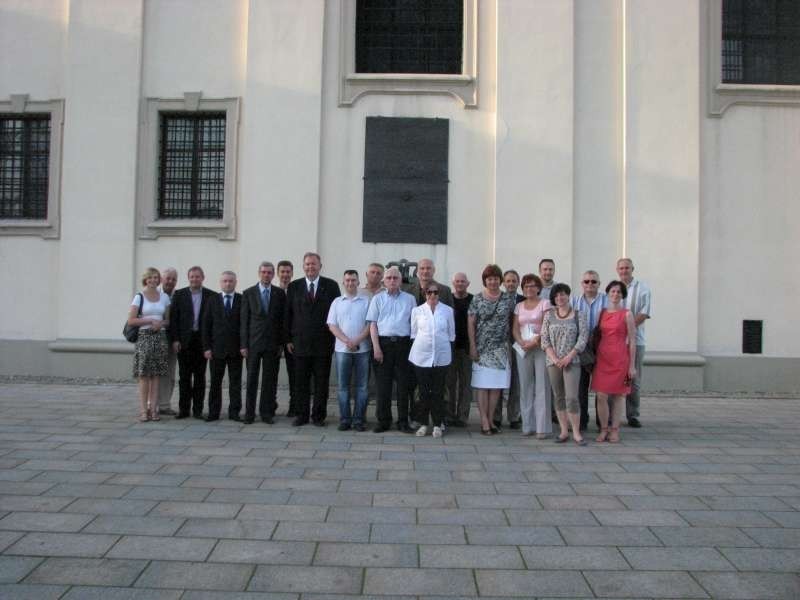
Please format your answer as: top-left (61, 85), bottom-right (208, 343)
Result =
top-left (513, 326), bottom-right (538, 358)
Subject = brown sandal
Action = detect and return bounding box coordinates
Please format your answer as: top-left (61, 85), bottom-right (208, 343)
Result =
top-left (596, 428), bottom-right (609, 442)
top-left (608, 427), bottom-right (620, 443)
top-left (138, 412), bottom-right (149, 422)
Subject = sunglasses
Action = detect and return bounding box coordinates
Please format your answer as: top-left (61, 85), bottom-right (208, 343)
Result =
top-left (426, 290), bottom-right (439, 295)
top-left (583, 279), bottom-right (598, 284)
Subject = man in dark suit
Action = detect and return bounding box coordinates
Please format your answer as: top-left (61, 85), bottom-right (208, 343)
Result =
top-left (202, 270), bottom-right (243, 422)
top-left (240, 261), bottom-right (286, 425)
top-left (169, 266), bottom-right (215, 419)
top-left (285, 252), bottom-right (341, 427)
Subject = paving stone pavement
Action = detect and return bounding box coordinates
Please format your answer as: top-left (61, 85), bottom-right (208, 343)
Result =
top-left (0, 383), bottom-right (799, 599)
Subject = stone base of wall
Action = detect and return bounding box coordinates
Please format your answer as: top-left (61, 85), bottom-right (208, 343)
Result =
top-left (1, 339), bottom-right (797, 394)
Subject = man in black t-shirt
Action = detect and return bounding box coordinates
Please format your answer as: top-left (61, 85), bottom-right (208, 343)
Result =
top-left (445, 272), bottom-right (473, 427)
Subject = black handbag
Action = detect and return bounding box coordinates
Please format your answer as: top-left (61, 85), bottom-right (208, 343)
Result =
top-left (123, 293), bottom-right (144, 343)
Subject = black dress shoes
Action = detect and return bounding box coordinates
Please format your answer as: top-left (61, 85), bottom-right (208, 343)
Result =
top-left (204, 415), bottom-right (219, 422)
top-left (628, 417), bottom-right (642, 428)
top-left (353, 423), bottom-right (365, 432)
top-left (261, 416), bottom-right (274, 425)
top-left (313, 420), bottom-right (326, 427)
top-left (372, 424), bottom-right (390, 433)
top-left (509, 420), bottom-right (522, 430)
top-left (192, 413), bottom-right (204, 420)
top-left (292, 417), bottom-right (309, 427)
top-left (229, 414), bottom-right (242, 422)
top-left (243, 416), bottom-right (254, 424)
top-left (175, 413), bottom-right (190, 420)
top-left (398, 422), bottom-right (414, 434)
top-left (337, 423), bottom-right (351, 431)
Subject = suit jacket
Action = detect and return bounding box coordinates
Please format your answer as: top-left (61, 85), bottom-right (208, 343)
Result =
top-left (240, 284), bottom-right (286, 354)
top-left (169, 286), bottom-right (215, 346)
top-left (285, 276), bottom-right (341, 357)
top-left (202, 291), bottom-right (242, 358)
top-left (403, 279), bottom-right (454, 307)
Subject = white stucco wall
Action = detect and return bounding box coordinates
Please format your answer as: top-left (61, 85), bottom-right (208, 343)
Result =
top-left (0, 0), bottom-right (797, 383)
top-left (701, 105), bottom-right (800, 357)
top-left (0, 0), bottom-right (67, 340)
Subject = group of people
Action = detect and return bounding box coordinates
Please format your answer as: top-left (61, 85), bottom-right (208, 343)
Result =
top-left (126, 254), bottom-right (651, 443)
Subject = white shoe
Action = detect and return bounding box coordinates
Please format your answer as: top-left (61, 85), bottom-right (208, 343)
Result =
top-left (415, 425), bottom-right (428, 437)
top-left (432, 426), bottom-right (443, 439)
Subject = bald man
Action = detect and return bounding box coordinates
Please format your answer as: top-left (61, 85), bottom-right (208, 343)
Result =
top-left (446, 272), bottom-right (473, 426)
top-left (158, 267), bottom-right (178, 415)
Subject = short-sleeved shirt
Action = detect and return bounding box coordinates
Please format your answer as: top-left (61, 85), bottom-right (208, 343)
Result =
top-left (326, 294), bottom-right (371, 353)
top-left (570, 293), bottom-right (607, 332)
top-left (468, 291), bottom-right (516, 370)
top-left (621, 279), bottom-right (652, 345)
top-left (514, 299), bottom-right (551, 337)
top-left (131, 291), bottom-right (170, 331)
top-left (541, 309), bottom-right (589, 367)
top-left (366, 289), bottom-right (416, 337)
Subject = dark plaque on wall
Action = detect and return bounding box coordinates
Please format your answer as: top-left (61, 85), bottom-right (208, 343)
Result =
top-left (362, 116), bottom-right (449, 244)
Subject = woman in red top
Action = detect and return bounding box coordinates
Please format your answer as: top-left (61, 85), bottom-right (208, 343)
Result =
top-left (591, 281), bottom-right (637, 443)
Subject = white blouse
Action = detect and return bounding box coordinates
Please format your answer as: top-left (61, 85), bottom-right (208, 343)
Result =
top-left (408, 302), bottom-right (456, 368)
top-left (131, 291), bottom-right (170, 331)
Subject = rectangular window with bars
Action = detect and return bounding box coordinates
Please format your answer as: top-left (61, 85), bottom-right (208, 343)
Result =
top-left (722, 0), bottom-right (800, 84)
top-left (355, 0), bottom-right (463, 74)
top-left (158, 112), bottom-right (226, 219)
top-left (0, 114), bottom-right (50, 220)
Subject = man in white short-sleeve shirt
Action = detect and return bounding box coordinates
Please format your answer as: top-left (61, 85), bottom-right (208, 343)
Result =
top-left (617, 258), bottom-right (652, 428)
top-left (327, 270), bottom-right (371, 432)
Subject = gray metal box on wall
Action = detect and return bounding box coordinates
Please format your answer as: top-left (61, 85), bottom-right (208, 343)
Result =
top-left (362, 116), bottom-right (449, 244)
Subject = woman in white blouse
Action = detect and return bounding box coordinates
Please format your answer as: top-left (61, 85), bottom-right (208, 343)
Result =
top-left (409, 285), bottom-right (456, 438)
top-left (127, 267), bottom-right (171, 422)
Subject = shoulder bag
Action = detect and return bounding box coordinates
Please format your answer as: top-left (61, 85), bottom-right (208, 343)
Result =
top-left (123, 293), bottom-right (144, 343)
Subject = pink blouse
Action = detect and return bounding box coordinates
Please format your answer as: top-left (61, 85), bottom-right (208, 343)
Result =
top-left (514, 299), bottom-right (551, 334)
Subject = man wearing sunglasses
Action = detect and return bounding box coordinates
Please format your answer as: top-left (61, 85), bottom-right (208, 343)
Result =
top-left (571, 270), bottom-right (607, 432)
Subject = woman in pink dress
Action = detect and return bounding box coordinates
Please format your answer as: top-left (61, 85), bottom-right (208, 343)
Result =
top-left (591, 280), bottom-right (637, 443)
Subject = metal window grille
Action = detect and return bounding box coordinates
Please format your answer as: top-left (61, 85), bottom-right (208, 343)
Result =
top-left (158, 112), bottom-right (226, 219)
top-left (722, 0), bottom-right (800, 84)
top-left (0, 114), bottom-right (50, 219)
top-left (355, 0), bottom-right (463, 74)
top-left (742, 320), bottom-right (763, 354)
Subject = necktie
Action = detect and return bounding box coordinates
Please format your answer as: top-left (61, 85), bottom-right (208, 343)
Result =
top-left (224, 294), bottom-right (232, 316)
top-left (308, 282), bottom-right (315, 302)
top-left (261, 287), bottom-right (269, 313)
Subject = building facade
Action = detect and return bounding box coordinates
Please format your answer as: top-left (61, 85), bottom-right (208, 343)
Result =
top-left (0, 0), bottom-right (798, 392)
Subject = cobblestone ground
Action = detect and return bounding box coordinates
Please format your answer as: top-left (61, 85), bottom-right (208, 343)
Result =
top-left (0, 383), bottom-right (798, 599)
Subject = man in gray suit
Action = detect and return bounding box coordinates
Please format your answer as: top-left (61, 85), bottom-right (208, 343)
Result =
top-left (240, 261), bottom-right (286, 425)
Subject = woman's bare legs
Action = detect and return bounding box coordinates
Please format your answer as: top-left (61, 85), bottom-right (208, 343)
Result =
top-left (595, 392), bottom-right (610, 441)
top-left (138, 377), bottom-right (150, 420)
top-left (486, 389), bottom-right (501, 429)
top-left (609, 394), bottom-right (624, 442)
top-left (147, 377), bottom-right (160, 419)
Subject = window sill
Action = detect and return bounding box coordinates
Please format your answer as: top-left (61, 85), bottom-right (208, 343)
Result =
top-left (341, 73), bottom-right (477, 107)
top-left (143, 219), bottom-right (234, 240)
top-left (0, 219), bottom-right (59, 239)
